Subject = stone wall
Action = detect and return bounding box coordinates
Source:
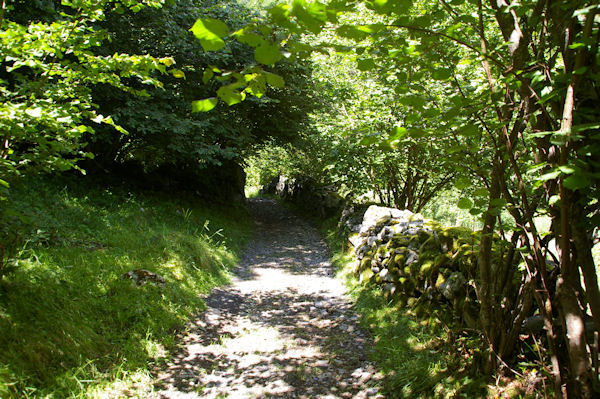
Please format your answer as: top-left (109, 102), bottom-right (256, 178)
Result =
top-left (262, 175), bottom-right (344, 218)
top-left (341, 204), bottom-right (481, 328)
top-left (264, 179), bottom-right (487, 328)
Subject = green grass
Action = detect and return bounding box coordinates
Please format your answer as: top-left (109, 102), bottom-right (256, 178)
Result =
top-left (348, 285), bottom-right (487, 398)
top-left (244, 185), bottom-right (261, 198)
top-left (0, 176), bottom-right (252, 398)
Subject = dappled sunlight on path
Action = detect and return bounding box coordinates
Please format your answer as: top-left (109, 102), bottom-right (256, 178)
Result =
top-left (153, 199), bottom-right (382, 398)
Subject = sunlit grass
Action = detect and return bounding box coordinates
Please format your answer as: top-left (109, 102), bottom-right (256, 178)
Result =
top-left (244, 185), bottom-right (261, 198)
top-left (0, 176), bottom-right (252, 398)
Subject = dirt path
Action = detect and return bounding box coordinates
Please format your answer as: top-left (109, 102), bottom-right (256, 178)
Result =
top-left (153, 198), bottom-right (382, 398)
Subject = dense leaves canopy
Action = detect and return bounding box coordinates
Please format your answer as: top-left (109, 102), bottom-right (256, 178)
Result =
top-left (1, 0), bottom-right (599, 396)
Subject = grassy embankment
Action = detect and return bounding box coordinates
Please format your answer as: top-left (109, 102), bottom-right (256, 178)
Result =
top-left (0, 176), bottom-right (252, 398)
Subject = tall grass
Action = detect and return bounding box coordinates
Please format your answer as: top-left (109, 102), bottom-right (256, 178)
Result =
top-left (0, 176), bottom-right (252, 398)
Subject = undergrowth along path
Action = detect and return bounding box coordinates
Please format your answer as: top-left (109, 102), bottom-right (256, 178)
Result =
top-left (153, 198), bottom-right (382, 398)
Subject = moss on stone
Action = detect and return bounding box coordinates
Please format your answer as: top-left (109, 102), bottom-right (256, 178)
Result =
top-left (435, 273), bottom-right (446, 288)
top-left (360, 268), bottom-right (374, 283)
top-left (359, 256), bottom-right (372, 271)
top-left (394, 254), bottom-right (405, 266)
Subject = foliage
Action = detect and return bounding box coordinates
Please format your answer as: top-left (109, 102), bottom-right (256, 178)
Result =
top-left (88, 0), bottom-right (312, 173)
top-left (0, 0), bottom-right (172, 187)
top-left (352, 288), bottom-right (487, 398)
top-left (213, 0), bottom-right (600, 395)
top-left (245, 141), bottom-right (299, 188)
top-left (0, 176), bottom-right (251, 397)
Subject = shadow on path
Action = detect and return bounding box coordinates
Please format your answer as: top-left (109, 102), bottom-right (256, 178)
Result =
top-left (153, 199), bottom-right (382, 398)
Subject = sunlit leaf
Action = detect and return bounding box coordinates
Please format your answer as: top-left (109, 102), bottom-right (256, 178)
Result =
top-left (540, 169), bottom-right (561, 181)
top-left (255, 43), bottom-right (282, 65)
top-left (191, 98), bottom-right (218, 112)
top-left (389, 126), bottom-right (407, 140)
top-left (357, 58), bottom-right (376, 71)
top-left (457, 198), bottom-right (473, 209)
top-left (170, 69), bottom-right (185, 79)
top-left (217, 86), bottom-right (246, 106)
top-left (190, 18), bottom-right (229, 51)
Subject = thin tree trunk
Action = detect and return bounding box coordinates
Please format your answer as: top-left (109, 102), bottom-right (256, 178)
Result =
top-left (477, 160), bottom-right (502, 370)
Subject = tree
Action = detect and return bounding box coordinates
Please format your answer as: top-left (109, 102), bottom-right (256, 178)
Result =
top-left (194, 0), bottom-right (600, 395)
top-left (84, 0), bottom-right (318, 199)
top-left (0, 0), bottom-right (171, 189)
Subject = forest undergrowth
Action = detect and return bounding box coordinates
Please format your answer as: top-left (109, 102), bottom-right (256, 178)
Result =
top-left (0, 176), bottom-right (252, 398)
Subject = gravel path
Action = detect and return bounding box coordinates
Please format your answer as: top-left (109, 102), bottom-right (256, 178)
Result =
top-left (153, 198), bottom-right (382, 398)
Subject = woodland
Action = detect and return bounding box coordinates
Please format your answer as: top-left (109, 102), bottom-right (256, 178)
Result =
top-left (0, 0), bottom-right (599, 397)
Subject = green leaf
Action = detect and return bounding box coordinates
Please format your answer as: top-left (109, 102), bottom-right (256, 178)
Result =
top-left (369, 0), bottom-right (411, 14)
top-left (408, 128), bottom-right (427, 138)
top-left (265, 72), bottom-right (285, 88)
top-left (454, 177), bottom-right (471, 190)
top-left (474, 188), bottom-right (488, 197)
top-left (357, 58), bottom-right (376, 71)
top-left (336, 25), bottom-right (369, 40)
top-left (539, 169), bottom-right (560, 181)
top-left (457, 198), bottom-right (473, 209)
top-left (233, 28), bottom-right (264, 47)
top-left (568, 42), bottom-right (586, 50)
top-left (0, 179), bottom-right (9, 188)
top-left (432, 68), bottom-right (452, 80)
top-left (217, 86), bottom-right (246, 106)
top-left (190, 18), bottom-right (229, 51)
top-left (202, 68), bottom-right (214, 84)
top-left (245, 74), bottom-right (267, 98)
top-left (490, 198), bottom-right (506, 207)
top-left (359, 135), bottom-right (380, 146)
top-left (558, 165), bottom-right (577, 174)
top-left (460, 124), bottom-right (479, 137)
top-left (159, 57), bottom-right (175, 66)
top-left (488, 207), bottom-right (502, 216)
top-left (389, 126), bottom-right (407, 140)
top-left (292, 0), bottom-right (325, 34)
top-left (191, 98), bottom-right (218, 112)
top-left (170, 69), bottom-right (186, 79)
top-left (254, 43), bottom-right (282, 65)
top-left (563, 175), bottom-right (590, 191)
top-left (268, 3), bottom-right (292, 27)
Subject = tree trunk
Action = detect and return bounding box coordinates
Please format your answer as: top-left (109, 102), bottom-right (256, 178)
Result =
top-left (477, 160), bottom-right (503, 370)
top-left (556, 277), bottom-right (593, 398)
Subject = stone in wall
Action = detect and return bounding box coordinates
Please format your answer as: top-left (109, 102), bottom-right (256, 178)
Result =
top-left (346, 204), bottom-right (480, 326)
top-left (262, 175), bottom-right (344, 218)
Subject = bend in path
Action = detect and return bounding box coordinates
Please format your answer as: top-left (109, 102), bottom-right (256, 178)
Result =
top-left (153, 198), bottom-right (382, 399)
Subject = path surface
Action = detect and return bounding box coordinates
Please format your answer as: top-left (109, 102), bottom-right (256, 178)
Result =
top-left (153, 198), bottom-right (382, 398)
